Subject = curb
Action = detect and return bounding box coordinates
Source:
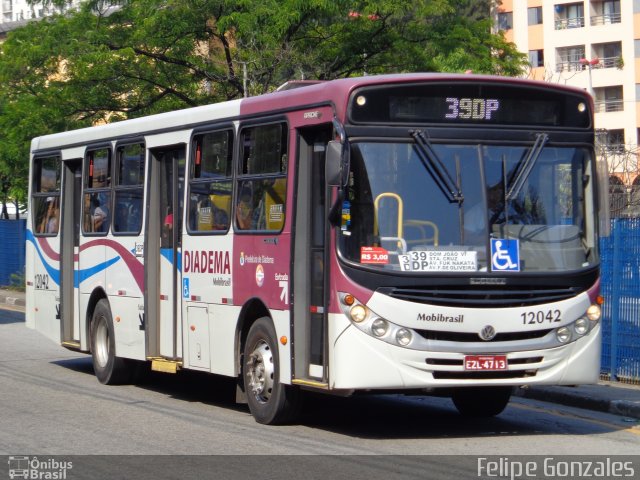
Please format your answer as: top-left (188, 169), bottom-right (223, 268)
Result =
top-left (514, 386), bottom-right (640, 420)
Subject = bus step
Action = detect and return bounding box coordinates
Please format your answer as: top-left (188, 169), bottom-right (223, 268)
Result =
top-left (61, 341), bottom-right (81, 351)
top-left (292, 378), bottom-right (329, 389)
top-left (150, 358), bottom-right (182, 374)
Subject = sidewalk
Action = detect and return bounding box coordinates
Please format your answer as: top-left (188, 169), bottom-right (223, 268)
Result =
top-left (514, 382), bottom-right (640, 420)
top-left (1, 288), bottom-right (639, 420)
top-left (0, 288), bottom-right (25, 310)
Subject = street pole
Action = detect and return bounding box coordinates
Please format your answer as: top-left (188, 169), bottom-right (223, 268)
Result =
top-left (579, 57), bottom-right (599, 98)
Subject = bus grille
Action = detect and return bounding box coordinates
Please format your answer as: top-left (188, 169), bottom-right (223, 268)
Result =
top-left (378, 285), bottom-right (579, 308)
top-left (427, 357), bottom-right (542, 380)
top-left (432, 370), bottom-right (538, 380)
top-left (416, 329), bottom-right (552, 343)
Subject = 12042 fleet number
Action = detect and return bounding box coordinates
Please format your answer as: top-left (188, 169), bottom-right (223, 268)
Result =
top-left (521, 309), bottom-right (561, 325)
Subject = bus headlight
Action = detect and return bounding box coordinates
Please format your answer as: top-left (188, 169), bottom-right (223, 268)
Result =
top-left (371, 318), bottom-right (388, 337)
top-left (556, 327), bottom-right (571, 344)
top-left (396, 328), bottom-right (412, 346)
top-left (349, 304), bottom-right (368, 323)
top-left (574, 317), bottom-right (589, 335)
top-left (339, 292), bottom-right (418, 349)
top-left (586, 304), bottom-right (601, 322)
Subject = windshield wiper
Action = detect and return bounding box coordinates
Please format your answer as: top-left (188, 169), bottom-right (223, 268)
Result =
top-left (505, 133), bottom-right (548, 201)
top-left (410, 129), bottom-right (463, 204)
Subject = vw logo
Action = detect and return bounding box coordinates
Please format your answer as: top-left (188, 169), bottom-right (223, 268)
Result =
top-left (479, 325), bottom-right (497, 341)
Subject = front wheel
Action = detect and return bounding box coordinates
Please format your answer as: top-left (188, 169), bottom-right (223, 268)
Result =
top-left (243, 317), bottom-right (300, 424)
top-left (91, 299), bottom-right (133, 385)
top-left (451, 386), bottom-right (512, 417)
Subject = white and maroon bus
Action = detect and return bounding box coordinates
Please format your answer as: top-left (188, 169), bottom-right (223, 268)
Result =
top-left (26, 73), bottom-right (607, 424)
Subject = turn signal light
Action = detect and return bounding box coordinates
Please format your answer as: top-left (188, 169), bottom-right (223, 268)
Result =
top-left (343, 294), bottom-right (355, 306)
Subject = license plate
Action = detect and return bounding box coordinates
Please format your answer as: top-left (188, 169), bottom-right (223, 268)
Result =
top-left (464, 355), bottom-right (508, 371)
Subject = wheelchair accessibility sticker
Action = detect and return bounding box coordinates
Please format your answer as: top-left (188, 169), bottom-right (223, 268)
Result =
top-left (490, 238), bottom-right (520, 272)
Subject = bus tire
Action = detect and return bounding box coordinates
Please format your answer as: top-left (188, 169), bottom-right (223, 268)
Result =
top-left (243, 317), bottom-right (300, 425)
top-left (90, 298), bottom-right (132, 385)
top-left (451, 386), bottom-right (512, 417)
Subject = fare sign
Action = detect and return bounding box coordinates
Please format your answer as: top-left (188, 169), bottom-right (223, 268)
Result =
top-left (360, 246), bottom-right (389, 265)
top-left (399, 250), bottom-right (477, 272)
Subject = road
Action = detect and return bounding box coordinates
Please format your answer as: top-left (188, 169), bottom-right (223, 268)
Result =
top-left (1, 309), bottom-right (639, 479)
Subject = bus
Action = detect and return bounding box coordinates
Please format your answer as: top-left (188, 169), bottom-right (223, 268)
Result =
top-left (26, 73), bottom-right (608, 424)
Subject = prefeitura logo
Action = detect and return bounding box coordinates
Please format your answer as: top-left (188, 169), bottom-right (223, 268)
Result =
top-left (7, 457), bottom-right (72, 480)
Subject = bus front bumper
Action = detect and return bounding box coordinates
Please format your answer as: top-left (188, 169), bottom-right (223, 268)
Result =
top-left (329, 317), bottom-right (601, 391)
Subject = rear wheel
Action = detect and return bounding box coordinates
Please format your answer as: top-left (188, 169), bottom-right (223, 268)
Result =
top-left (243, 317), bottom-right (300, 424)
top-left (451, 387), bottom-right (512, 417)
top-left (90, 299), bottom-right (133, 385)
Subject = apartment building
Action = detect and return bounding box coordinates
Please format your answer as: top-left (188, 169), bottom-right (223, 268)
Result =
top-left (0, 0), bottom-right (81, 23)
top-left (496, 0), bottom-right (640, 215)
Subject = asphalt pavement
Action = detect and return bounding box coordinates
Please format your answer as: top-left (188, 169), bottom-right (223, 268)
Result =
top-left (2, 287), bottom-right (639, 420)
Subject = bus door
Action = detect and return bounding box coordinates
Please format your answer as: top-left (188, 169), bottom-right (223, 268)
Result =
top-left (146, 146), bottom-right (185, 361)
top-left (292, 127), bottom-right (332, 385)
top-left (60, 159), bottom-right (82, 347)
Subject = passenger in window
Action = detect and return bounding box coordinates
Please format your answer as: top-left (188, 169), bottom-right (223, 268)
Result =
top-left (129, 201), bottom-right (142, 232)
top-left (40, 197), bottom-right (59, 234)
top-left (114, 202), bottom-right (129, 232)
top-left (92, 196), bottom-right (109, 232)
top-left (46, 203), bottom-right (59, 234)
top-left (236, 189), bottom-right (254, 230)
top-left (212, 202), bottom-right (229, 230)
top-left (162, 208), bottom-right (173, 247)
top-left (83, 195), bottom-right (93, 232)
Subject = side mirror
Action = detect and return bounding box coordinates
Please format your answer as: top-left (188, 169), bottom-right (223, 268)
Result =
top-left (326, 140), bottom-right (342, 187)
top-left (325, 140), bottom-right (350, 188)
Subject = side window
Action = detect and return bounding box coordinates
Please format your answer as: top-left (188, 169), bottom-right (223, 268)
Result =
top-left (83, 148), bottom-right (112, 234)
top-left (235, 123), bottom-right (288, 232)
top-left (188, 130), bottom-right (233, 233)
top-left (113, 143), bottom-right (145, 235)
top-left (32, 155), bottom-right (61, 235)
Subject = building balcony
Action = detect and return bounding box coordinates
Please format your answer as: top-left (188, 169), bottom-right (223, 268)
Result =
top-left (592, 56), bottom-right (623, 69)
top-left (601, 143), bottom-right (627, 155)
top-left (555, 17), bottom-right (585, 30)
top-left (556, 61), bottom-right (585, 73)
top-left (594, 100), bottom-right (624, 113)
top-left (556, 57), bottom-right (622, 73)
top-left (590, 13), bottom-right (621, 26)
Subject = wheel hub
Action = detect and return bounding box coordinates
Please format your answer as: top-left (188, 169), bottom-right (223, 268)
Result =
top-left (246, 340), bottom-right (274, 403)
top-left (95, 318), bottom-right (109, 368)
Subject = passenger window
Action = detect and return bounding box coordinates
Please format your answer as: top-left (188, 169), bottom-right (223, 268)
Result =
top-left (113, 143), bottom-right (145, 235)
top-left (83, 192), bottom-right (111, 234)
top-left (86, 148), bottom-right (111, 189)
top-left (188, 131), bottom-right (233, 233)
top-left (240, 123), bottom-right (288, 175)
top-left (32, 155), bottom-right (61, 236)
top-left (235, 123), bottom-right (288, 232)
top-left (83, 148), bottom-right (112, 235)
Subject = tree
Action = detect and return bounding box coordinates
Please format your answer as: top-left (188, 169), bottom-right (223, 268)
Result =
top-left (0, 0), bottom-right (527, 202)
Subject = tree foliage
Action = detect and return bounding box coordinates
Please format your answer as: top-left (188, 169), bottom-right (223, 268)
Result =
top-left (0, 0), bottom-right (526, 204)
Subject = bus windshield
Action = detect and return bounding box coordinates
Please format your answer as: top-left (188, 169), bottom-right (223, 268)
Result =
top-left (338, 140), bottom-right (598, 274)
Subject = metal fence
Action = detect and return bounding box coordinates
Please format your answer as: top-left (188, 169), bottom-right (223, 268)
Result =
top-left (0, 219), bottom-right (26, 287)
top-left (600, 218), bottom-right (640, 384)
